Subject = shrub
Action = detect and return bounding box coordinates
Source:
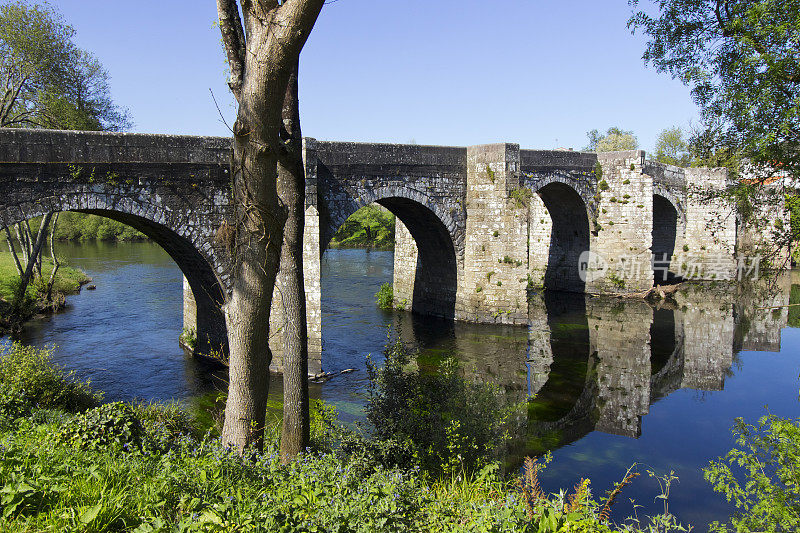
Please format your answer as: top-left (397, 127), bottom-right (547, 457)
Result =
top-left (375, 282), bottom-right (393, 310)
top-left (58, 401), bottom-right (145, 452)
top-left (705, 414), bottom-right (800, 532)
top-left (0, 384), bottom-right (31, 427)
top-left (0, 342), bottom-right (99, 412)
top-left (365, 338), bottom-right (514, 476)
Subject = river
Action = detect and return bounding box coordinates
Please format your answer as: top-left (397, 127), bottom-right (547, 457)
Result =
top-left (4, 241), bottom-right (800, 527)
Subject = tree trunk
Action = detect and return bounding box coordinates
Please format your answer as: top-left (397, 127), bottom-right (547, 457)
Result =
top-left (278, 61), bottom-right (310, 462)
top-left (46, 212), bottom-right (60, 301)
top-left (217, 0), bottom-right (324, 454)
top-left (13, 212), bottom-right (52, 309)
top-left (4, 226), bottom-right (24, 276)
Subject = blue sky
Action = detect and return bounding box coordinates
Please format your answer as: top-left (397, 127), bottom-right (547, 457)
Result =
top-left (50, 0), bottom-right (698, 153)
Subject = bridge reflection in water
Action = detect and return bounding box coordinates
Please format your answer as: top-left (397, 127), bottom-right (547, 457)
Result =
top-left (390, 274), bottom-right (793, 461)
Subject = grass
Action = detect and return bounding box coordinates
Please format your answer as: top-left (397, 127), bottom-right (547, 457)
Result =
top-left (0, 251), bottom-right (88, 302)
top-left (0, 342), bottom-right (692, 532)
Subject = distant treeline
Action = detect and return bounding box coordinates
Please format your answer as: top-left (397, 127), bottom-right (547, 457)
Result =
top-left (19, 213), bottom-right (147, 242)
top-left (330, 205), bottom-right (395, 250)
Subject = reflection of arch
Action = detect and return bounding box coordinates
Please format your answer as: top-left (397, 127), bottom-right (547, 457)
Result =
top-left (1, 198), bottom-right (228, 356)
top-left (533, 182), bottom-right (591, 292)
top-left (323, 192), bottom-right (459, 320)
top-left (652, 194), bottom-right (680, 283)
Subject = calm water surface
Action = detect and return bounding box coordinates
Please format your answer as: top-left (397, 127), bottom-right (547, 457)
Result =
top-left (4, 241), bottom-right (799, 528)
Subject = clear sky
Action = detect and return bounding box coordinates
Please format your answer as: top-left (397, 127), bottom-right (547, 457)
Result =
top-left (49, 0), bottom-right (698, 154)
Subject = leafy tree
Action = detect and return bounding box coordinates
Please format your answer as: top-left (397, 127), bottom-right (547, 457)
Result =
top-left (705, 414), bottom-right (800, 532)
top-left (217, 0), bottom-right (324, 454)
top-left (585, 126), bottom-right (639, 152)
top-left (655, 126), bottom-right (692, 167)
top-left (629, 0), bottom-right (800, 179)
top-left (0, 0), bottom-right (129, 130)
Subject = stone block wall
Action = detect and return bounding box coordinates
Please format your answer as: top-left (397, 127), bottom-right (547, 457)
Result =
top-left (677, 168), bottom-right (737, 280)
top-left (455, 144), bottom-right (529, 324)
top-left (590, 151), bottom-right (654, 293)
top-left (392, 219), bottom-right (417, 311)
top-left (527, 194), bottom-right (552, 289)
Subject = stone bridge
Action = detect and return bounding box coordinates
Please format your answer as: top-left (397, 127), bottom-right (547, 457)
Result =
top-left (0, 129), bottom-right (754, 374)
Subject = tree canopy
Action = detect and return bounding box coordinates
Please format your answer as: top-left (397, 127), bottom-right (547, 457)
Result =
top-left (655, 126), bottom-right (692, 167)
top-left (629, 0), bottom-right (800, 178)
top-left (585, 126), bottom-right (639, 152)
top-left (0, 0), bottom-right (129, 130)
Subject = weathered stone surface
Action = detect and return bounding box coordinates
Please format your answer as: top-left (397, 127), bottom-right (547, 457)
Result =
top-left (2, 128), bottom-right (783, 374)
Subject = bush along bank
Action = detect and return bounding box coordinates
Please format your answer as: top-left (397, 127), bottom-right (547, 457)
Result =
top-left (0, 251), bottom-right (89, 333)
top-left (0, 340), bottom-right (700, 532)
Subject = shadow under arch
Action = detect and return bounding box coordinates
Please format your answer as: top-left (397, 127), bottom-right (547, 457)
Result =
top-left (536, 182), bottom-right (591, 292)
top-left (9, 208), bottom-right (228, 358)
top-left (652, 194), bottom-right (679, 283)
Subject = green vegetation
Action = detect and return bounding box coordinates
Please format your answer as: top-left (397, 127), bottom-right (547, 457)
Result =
top-left (0, 251), bottom-right (86, 304)
top-left (654, 126), bottom-right (692, 167)
top-left (0, 341), bottom-right (692, 532)
top-left (375, 282), bottom-right (393, 310)
top-left (585, 127), bottom-right (639, 153)
top-left (789, 286), bottom-right (800, 329)
top-left (0, 251), bottom-right (88, 330)
top-left (630, 0), bottom-right (800, 178)
top-left (705, 413), bottom-right (800, 532)
top-left (330, 205), bottom-right (395, 250)
top-left (0, 0), bottom-right (130, 130)
top-left (50, 212), bottom-right (146, 242)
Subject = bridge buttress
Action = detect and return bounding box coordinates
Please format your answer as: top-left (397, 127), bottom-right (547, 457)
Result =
top-left (677, 168), bottom-right (738, 280)
top-left (455, 144), bottom-right (529, 325)
top-left (590, 151), bottom-right (655, 293)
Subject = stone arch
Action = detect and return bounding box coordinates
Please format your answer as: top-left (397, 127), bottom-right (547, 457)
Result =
top-left (531, 181), bottom-right (592, 292)
top-left (527, 172), bottom-right (598, 220)
top-left (323, 189), bottom-right (459, 320)
top-left (0, 193), bottom-right (228, 357)
top-left (321, 185), bottom-right (463, 257)
top-left (652, 193), bottom-right (682, 283)
top-left (652, 184), bottom-right (686, 225)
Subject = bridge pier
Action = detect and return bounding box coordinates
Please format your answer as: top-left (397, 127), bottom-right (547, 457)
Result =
top-left (454, 143), bottom-right (529, 324)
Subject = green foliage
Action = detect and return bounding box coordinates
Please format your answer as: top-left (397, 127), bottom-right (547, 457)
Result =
top-left (365, 338), bottom-right (514, 477)
top-left (510, 187), bottom-right (533, 208)
top-left (704, 414), bottom-right (800, 532)
top-left (630, 0), bottom-right (800, 178)
top-left (788, 285), bottom-right (800, 328)
top-left (0, 0), bottom-right (129, 130)
top-left (375, 282), bottom-right (393, 310)
top-left (0, 342), bottom-right (98, 412)
top-left (586, 127), bottom-right (639, 152)
top-left (0, 343), bottom-right (691, 532)
top-left (787, 194), bottom-right (800, 243)
top-left (655, 126), bottom-right (692, 167)
top-left (599, 179), bottom-right (610, 191)
top-left (58, 401), bottom-right (145, 452)
top-left (49, 212), bottom-right (146, 242)
top-left (608, 272), bottom-right (626, 289)
top-left (330, 205), bottom-right (396, 250)
top-left (179, 327), bottom-right (197, 351)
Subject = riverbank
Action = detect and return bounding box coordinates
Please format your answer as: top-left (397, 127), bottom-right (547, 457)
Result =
top-left (0, 251), bottom-right (90, 333)
top-left (0, 342), bottom-right (690, 532)
top-left (329, 205), bottom-right (395, 250)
